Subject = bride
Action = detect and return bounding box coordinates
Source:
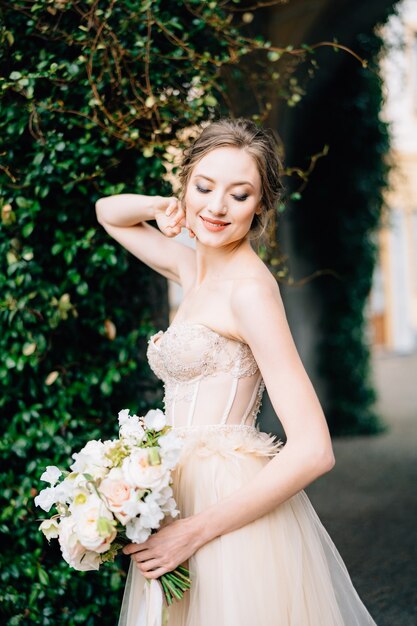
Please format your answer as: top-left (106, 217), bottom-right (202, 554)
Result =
top-left (95, 117), bottom-right (378, 625)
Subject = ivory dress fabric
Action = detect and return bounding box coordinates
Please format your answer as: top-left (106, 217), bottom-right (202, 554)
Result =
top-left (118, 320), bottom-right (378, 626)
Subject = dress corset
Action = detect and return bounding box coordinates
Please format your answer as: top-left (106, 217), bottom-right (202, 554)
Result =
top-left (146, 321), bottom-right (265, 429)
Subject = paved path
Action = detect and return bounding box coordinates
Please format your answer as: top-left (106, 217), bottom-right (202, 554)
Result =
top-left (306, 349), bottom-right (417, 626)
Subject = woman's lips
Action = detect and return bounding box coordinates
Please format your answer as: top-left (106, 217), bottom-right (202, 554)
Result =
top-left (200, 216), bottom-right (230, 231)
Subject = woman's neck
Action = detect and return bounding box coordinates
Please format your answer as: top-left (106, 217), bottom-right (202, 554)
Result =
top-left (193, 236), bottom-right (254, 287)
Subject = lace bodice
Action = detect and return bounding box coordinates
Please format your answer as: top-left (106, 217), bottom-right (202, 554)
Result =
top-left (146, 321), bottom-right (265, 429)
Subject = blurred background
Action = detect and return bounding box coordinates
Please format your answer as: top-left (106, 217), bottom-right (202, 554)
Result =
top-left (0, 0), bottom-right (416, 624)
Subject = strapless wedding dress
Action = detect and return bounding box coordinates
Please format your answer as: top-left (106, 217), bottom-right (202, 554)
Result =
top-left (118, 321), bottom-right (378, 626)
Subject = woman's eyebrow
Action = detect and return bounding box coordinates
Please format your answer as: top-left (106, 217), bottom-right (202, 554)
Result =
top-left (193, 174), bottom-right (254, 189)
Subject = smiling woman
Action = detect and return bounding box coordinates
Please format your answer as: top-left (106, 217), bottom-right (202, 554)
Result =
top-left (95, 117), bottom-right (378, 626)
top-left (178, 118), bottom-right (283, 246)
top-left (183, 147), bottom-right (262, 242)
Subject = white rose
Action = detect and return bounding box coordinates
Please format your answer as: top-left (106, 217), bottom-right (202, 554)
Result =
top-left (39, 518), bottom-right (60, 540)
top-left (158, 430), bottom-right (183, 469)
top-left (125, 518), bottom-right (152, 544)
top-left (58, 516), bottom-right (101, 571)
top-left (71, 494), bottom-right (117, 552)
top-left (34, 486), bottom-right (57, 512)
top-left (122, 449), bottom-right (170, 491)
top-left (143, 409), bottom-right (166, 432)
top-left (40, 466), bottom-right (62, 486)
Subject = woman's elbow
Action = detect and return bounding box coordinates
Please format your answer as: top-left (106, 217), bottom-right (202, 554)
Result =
top-left (315, 445), bottom-right (336, 475)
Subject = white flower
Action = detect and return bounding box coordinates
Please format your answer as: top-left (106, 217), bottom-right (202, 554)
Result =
top-left (143, 409), bottom-right (166, 431)
top-left (58, 516), bottom-right (101, 571)
top-left (136, 493), bottom-right (164, 529)
top-left (122, 449), bottom-right (171, 491)
top-left (53, 476), bottom-right (81, 505)
top-left (160, 497), bottom-right (179, 518)
top-left (118, 408), bottom-right (131, 426)
top-left (40, 466), bottom-right (62, 486)
top-left (150, 485), bottom-right (173, 504)
top-left (158, 430), bottom-right (183, 469)
top-left (70, 440), bottom-right (110, 479)
top-left (120, 488), bottom-right (144, 521)
top-left (76, 549), bottom-right (102, 571)
top-left (120, 419), bottom-right (145, 443)
top-left (71, 494), bottom-right (117, 553)
top-left (118, 409), bottom-right (146, 443)
top-left (125, 517), bottom-right (152, 544)
top-left (141, 485), bottom-right (178, 516)
top-left (34, 486), bottom-right (57, 512)
top-left (39, 518), bottom-right (60, 540)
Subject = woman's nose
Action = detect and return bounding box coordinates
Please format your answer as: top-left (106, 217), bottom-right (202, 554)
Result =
top-left (208, 194), bottom-right (228, 215)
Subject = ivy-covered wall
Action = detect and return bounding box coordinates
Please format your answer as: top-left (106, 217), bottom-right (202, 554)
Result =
top-left (0, 2), bottom-right (298, 624)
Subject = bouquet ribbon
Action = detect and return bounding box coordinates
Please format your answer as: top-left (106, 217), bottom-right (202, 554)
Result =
top-left (121, 560), bottom-right (164, 626)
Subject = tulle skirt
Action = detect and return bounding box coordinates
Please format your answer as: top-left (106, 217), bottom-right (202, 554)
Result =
top-left (118, 424), bottom-right (377, 626)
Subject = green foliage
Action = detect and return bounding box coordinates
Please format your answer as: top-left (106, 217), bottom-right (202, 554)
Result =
top-left (288, 18), bottom-right (397, 435)
top-left (0, 1), bottom-right (299, 624)
top-left (0, 0), bottom-right (395, 622)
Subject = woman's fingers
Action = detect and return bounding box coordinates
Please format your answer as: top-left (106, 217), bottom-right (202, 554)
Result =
top-left (185, 219), bottom-right (195, 238)
top-left (133, 556), bottom-right (159, 572)
top-left (140, 565), bottom-right (167, 579)
top-left (170, 211), bottom-right (183, 227)
top-left (122, 541), bottom-right (152, 556)
top-left (165, 198), bottom-right (177, 216)
top-left (122, 543), bottom-right (140, 555)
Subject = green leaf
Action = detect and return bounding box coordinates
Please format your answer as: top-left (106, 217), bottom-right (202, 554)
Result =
top-left (37, 566), bottom-right (49, 585)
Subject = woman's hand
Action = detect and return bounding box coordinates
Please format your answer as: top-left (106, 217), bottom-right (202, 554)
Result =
top-left (154, 197), bottom-right (195, 239)
top-left (154, 196), bottom-right (184, 237)
top-left (122, 517), bottom-right (201, 579)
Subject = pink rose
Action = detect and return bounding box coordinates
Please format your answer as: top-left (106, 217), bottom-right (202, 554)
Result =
top-left (99, 468), bottom-right (132, 524)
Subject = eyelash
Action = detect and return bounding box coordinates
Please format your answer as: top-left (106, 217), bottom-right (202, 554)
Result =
top-left (195, 184), bottom-right (249, 202)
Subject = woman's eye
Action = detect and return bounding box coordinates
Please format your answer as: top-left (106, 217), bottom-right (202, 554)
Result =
top-left (233, 194), bottom-right (249, 202)
top-left (196, 185), bottom-right (210, 194)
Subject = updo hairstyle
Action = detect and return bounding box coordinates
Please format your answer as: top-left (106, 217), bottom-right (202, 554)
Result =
top-left (177, 117), bottom-right (284, 240)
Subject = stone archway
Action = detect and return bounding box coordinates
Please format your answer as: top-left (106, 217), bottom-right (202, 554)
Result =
top-left (257, 0), bottom-right (400, 435)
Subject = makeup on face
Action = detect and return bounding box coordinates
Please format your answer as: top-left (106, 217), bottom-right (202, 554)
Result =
top-left (185, 147), bottom-right (262, 238)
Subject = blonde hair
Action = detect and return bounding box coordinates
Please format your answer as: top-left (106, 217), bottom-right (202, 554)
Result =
top-left (178, 117), bottom-right (284, 241)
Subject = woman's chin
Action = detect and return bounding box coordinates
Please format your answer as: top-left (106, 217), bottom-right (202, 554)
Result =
top-left (196, 231), bottom-right (248, 249)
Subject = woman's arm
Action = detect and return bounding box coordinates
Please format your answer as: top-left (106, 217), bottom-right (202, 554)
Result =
top-left (95, 193), bottom-right (196, 285)
top-left (192, 278), bottom-right (335, 543)
top-left (124, 277), bottom-right (335, 578)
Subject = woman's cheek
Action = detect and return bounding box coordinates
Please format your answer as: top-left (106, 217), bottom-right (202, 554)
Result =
top-left (184, 196), bottom-right (203, 226)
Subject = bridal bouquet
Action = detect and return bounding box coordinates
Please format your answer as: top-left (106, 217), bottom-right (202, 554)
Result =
top-left (34, 408), bottom-right (191, 605)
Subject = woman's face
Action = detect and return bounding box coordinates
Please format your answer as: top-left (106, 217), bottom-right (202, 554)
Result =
top-left (184, 146), bottom-right (262, 247)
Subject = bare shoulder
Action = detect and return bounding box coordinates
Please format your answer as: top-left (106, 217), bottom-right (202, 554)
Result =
top-left (231, 271), bottom-right (286, 343)
top-left (231, 270), bottom-right (284, 314)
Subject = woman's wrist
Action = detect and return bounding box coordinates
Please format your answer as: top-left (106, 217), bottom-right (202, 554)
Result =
top-left (151, 195), bottom-right (167, 218)
top-left (187, 507), bottom-right (220, 549)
